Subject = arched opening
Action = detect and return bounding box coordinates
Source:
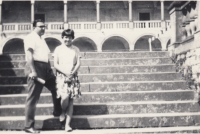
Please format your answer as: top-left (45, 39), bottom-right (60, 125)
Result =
top-left (151, 38), bottom-right (162, 51)
top-left (134, 35), bottom-right (161, 51)
top-left (73, 37), bottom-right (97, 52)
top-left (45, 38), bottom-right (61, 53)
top-left (102, 36), bottom-right (129, 52)
top-left (3, 38), bottom-right (24, 54)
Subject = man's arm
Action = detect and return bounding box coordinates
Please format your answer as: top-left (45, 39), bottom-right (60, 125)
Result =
top-left (27, 48), bottom-right (37, 78)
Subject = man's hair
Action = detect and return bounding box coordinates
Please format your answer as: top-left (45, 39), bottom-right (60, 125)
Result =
top-left (33, 19), bottom-right (44, 27)
top-left (61, 29), bottom-right (75, 39)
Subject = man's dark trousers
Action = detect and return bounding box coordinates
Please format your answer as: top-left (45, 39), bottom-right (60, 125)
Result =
top-left (24, 61), bottom-right (61, 128)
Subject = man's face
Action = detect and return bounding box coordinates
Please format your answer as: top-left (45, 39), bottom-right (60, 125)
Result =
top-left (36, 22), bottom-right (45, 36)
top-left (63, 36), bottom-right (73, 46)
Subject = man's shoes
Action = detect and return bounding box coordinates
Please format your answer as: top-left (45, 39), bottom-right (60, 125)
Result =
top-left (24, 127), bottom-right (40, 133)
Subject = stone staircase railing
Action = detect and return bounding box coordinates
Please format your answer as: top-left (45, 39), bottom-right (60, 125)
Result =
top-left (167, 1), bottom-right (200, 98)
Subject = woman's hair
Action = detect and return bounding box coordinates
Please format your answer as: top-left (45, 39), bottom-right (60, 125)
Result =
top-left (61, 29), bottom-right (75, 39)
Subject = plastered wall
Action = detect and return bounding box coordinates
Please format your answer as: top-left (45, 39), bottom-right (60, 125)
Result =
top-left (2, 1), bottom-right (170, 23)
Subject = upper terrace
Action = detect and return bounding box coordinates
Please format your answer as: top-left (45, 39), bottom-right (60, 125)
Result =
top-left (0, 0), bottom-right (172, 53)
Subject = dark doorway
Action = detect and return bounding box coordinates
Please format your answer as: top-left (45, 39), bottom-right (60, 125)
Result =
top-left (35, 14), bottom-right (45, 22)
top-left (139, 13), bottom-right (150, 21)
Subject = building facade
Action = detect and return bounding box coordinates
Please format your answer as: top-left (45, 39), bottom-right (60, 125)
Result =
top-left (0, 0), bottom-right (172, 54)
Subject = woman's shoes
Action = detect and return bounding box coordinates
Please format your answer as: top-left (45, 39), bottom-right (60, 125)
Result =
top-left (65, 126), bottom-right (72, 132)
top-left (59, 113), bottom-right (66, 122)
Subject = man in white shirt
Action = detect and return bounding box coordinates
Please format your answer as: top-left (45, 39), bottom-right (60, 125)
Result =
top-left (23, 19), bottom-right (61, 133)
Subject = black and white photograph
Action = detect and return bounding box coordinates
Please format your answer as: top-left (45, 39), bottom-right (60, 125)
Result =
top-left (0, 0), bottom-right (200, 133)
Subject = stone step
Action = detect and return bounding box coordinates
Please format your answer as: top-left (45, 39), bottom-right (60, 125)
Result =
top-left (0, 81), bottom-right (187, 94)
top-left (0, 65), bottom-right (176, 76)
top-left (0, 90), bottom-right (194, 105)
top-left (0, 52), bottom-right (169, 61)
top-left (2, 127), bottom-right (200, 134)
top-left (0, 112), bottom-right (200, 129)
top-left (0, 73), bottom-right (183, 85)
top-left (0, 58), bottom-right (172, 68)
top-left (0, 101), bottom-right (199, 116)
top-left (81, 58), bottom-right (172, 66)
top-left (81, 51), bottom-right (170, 59)
top-left (1, 127), bottom-right (200, 134)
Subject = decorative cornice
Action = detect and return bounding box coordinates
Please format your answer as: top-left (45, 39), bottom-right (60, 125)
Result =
top-left (168, 1), bottom-right (187, 11)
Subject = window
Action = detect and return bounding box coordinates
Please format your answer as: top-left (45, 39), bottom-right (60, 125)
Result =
top-left (139, 13), bottom-right (150, 21)
top-left (34, 14), bottom-right (45, 22)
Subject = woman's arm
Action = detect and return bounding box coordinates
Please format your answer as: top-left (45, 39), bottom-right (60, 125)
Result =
top-left (71, 56), bottom-right (81, 75)
top-left (53, 49), bottom-right (66, 75)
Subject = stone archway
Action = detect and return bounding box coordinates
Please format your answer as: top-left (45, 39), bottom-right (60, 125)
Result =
top-left (102, 36), bottom-right (129, 52)
top-left (3, 38), bottom-right (24, 54)
top-left (151, 38), bottom-right (162, 51)
top-left (45, 38), bottom-right (62, 53)
top-left (134, 35), bottom-right (161, 51)
top-left (73, 37), bottom-right (97, 52)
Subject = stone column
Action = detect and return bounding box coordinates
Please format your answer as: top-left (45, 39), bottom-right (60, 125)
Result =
top-left (161, 0), bottom-right (164, 20)
top-left (168, 5), bottom-right (182, 49)
top-left (160, 0), bottom-right (166, 29)
top-left (129, 0), bottom-right (133, 29)
top-left (0, 0), bottom-right (2, 25)
top-left (194, 1), bottom-right (200, 48)
top-left (96, 0), bottom-right (101, 30)
top-left (0, 0), bottom-right (2, 55)
top-left (148, 38), bottom-right (152, 52)
top-left (31, 0), bottom-right (35, 30)
top-left (63, 0), bottom-right (68, 29)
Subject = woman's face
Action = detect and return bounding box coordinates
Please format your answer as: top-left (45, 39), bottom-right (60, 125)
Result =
top-left (63, 36), bottom-right (73, 46)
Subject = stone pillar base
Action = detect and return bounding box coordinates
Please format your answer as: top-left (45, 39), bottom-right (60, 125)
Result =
top-left (97, 45), bottom-right (102, 52)
top-left (64, 23), bottom-right (69, 29)
top-left (97, 22), bottom-right (101, 30)
top-left (31, 24), bottom-right (33, 31)
top-left (161, 20), bottom-right (166, 30)
top-left (129, 22), bottom-right (134, 29)
top-left (0, 24), bottom-right (2, 32)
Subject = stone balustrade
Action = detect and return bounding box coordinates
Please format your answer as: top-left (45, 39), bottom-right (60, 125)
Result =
top-left (2, 20), bottom-right (168, 32)
top-left (181, 1), bottom-right (198, 40)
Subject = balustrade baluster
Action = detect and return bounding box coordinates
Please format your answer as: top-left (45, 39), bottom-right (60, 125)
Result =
top-left (11, 25), bottom-right (14, 30)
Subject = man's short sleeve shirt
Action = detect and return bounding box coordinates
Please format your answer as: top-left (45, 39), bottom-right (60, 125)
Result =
top-left (23, 31), bottom-right (50, 63)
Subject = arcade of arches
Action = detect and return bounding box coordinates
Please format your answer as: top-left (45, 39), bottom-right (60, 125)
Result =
top-left (3, 36), bottom-right (162, 53)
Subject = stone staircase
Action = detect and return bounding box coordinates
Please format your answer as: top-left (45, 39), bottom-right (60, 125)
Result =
top-left (0, 51), bottom-right (200, 133)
